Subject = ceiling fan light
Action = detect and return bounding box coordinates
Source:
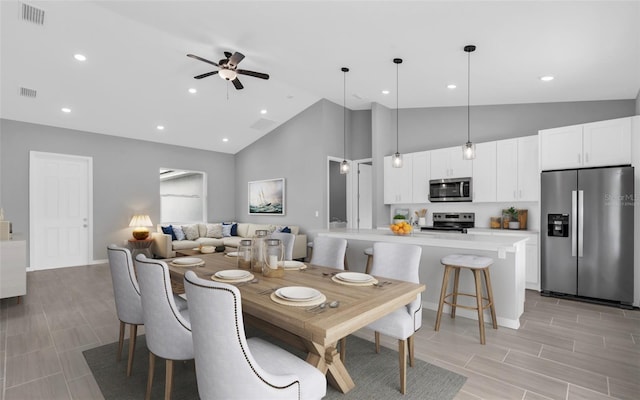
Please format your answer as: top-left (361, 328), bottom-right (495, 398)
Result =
top-left (462, 141), bottom-right (476, 160)
top-left (218, 69), bottom-right (237, 81)
top-left (340, 160), bottom-right (350, 174)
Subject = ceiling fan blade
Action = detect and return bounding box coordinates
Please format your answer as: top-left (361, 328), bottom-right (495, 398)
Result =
top-left (228, 52), bottom-right (245, 67)
top-left (237, 69), bottom-right (269, 80)
top-left (224, 51), bottom-right (233, 59)
top-left (232, 78), bottom-right (244, 90)
top-left (187, 54), bottom-right (219, 67)
top-left (194, 71), bottom-right (219, 79)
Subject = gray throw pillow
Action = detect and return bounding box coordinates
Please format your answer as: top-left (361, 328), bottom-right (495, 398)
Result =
top-left (206, 223), bottom-right (223, 238)
top-left (173, 225), bottom-right (186, 241)
top-left (182, 224), bottom-right (199, 240)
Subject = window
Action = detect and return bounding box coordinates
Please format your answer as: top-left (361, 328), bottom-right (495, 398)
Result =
top-left (159, 168), bottom-right (207, 222)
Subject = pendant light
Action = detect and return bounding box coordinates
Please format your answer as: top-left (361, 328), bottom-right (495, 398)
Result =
top-left (391, 58), bottom-right (403, 168)
top-left (340, 67), bottom-right (350, 174)
top-left (462, 45), bottom-right (476, 160)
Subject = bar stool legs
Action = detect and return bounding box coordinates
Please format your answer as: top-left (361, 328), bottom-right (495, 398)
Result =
top-left (435, 255), bottom-right (497, 344)
top-left (364, 247), bottom-right (374, 274)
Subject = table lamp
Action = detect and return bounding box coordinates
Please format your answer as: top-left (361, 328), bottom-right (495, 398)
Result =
top-left (129, 215), bottom-right (153, 240)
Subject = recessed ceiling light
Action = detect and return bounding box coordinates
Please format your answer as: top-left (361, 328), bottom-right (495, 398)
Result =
top-left (74, 54), bottom-right (86, 61)
top-left (540, 76), bottom-right (554, 82)
top-left (260, 109), bottom-right (267, 115)
top-left (222, 138), bottom-right (229, 142)
top-left (381, 90), bottom-right (390, 95)
top-left (188, 88), bottom-right (197, 94)
top-left (447, 84), bottom-right (457, 89)
top-left (61, 107), bottom-right (71, 113)
top-left (156, 125), bottom-right (165, 131)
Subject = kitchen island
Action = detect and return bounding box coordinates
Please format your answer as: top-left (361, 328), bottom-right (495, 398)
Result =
top-left (317, 229), bottom-right (528, 329)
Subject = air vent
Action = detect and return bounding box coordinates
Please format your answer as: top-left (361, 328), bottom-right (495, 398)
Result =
top-left (20, 87), bottom-right (37, 98)
top-left (21, 3), bottom-right (45, 25)
top-left (250, 118), bottom-right (277, 131)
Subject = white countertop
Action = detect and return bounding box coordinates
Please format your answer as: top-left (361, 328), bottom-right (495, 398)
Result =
top-left (319, 229), bottom-right (528, 257)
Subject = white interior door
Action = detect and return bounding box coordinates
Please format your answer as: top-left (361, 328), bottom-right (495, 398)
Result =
top-left (29, 152), bottom-right (92, 270)
top-left (357, 162), bottom-right (372, 229)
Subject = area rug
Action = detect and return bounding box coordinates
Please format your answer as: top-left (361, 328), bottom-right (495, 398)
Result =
top-left (83, 331), bottom-right (466, 400)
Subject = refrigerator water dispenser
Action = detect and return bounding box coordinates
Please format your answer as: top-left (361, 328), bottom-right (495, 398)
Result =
top-left (547, 214), bottom-right (569, 237)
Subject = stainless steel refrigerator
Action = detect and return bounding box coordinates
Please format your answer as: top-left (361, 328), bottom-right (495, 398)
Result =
top-left (541, 166), bottom-right (634, 307)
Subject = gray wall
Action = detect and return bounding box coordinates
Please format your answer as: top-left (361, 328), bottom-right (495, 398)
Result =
top-left (235, 99), bottom-right (352, 231)
top-left (0, 119), bottom-right (235, 262)
top-left (350, 110), bottom-right (372, 160)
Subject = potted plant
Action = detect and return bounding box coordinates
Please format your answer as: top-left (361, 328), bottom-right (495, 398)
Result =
top-left (393, 214), bottom-right (406, 224)
top-left (507, 207), bottom-right (520, 229)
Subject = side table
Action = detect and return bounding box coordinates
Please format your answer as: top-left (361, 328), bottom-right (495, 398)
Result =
top-left (128, 238), bottom-right (154, 259)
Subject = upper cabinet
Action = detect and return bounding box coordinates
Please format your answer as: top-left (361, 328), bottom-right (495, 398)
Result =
top-left (383, 155), bottom-right (413, 204)
top-left (539, 117), bottom-right (631, 171)
top-left (430, 146), bottom-right (473, 180)
top-left (496, 135), bottom-right (539, 202)
top-left (411, 151), bottom-right (430, 203)
top-left (472, 141), bottom-right (497, 202)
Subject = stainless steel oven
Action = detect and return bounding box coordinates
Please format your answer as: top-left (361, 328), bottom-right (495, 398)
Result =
top-left (428, 177), bottom-right (472, 202)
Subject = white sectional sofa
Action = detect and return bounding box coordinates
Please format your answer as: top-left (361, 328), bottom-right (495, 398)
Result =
top-left (151, 222), bottom-right (307, 260)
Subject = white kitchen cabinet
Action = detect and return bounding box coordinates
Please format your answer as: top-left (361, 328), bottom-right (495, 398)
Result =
top-left (496, 135), bottom-right (539, 202)
top-left (472, 141), bottom-right (497, 202)
top-left (411, 151), bottom-right (430, 203)
top-left (430, 146), bottom-right (473, 179)
top-left (383, 154), bottom-right (413, 204)
top-left (539, 117), bottom-right (631, 170)
top-left (1, 240), bottom-right (27, 301)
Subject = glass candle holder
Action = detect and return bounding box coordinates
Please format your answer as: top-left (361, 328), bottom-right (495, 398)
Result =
top-left (251, 230), bottom-right (268, 273)
top-left (262, 238), bottom-right (284, 278)
top-left (237, 239), bottom-right (252, 269)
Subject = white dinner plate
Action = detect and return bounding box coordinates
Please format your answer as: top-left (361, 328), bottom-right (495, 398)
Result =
top-left (226, 251), bottom-right (239, 257)
top-left (335, 272), bottom-right (374, 283)
top-left (275, 287), bottom-right (321, 302)
top-left (278, 260), bottom-right (305, 269)
top-left (172, 257), bottom-right (203, 265)
top-left (215, 270), bottom-right (251, 280)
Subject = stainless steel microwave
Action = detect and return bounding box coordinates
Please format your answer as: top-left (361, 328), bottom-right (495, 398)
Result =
top-left (428, 177), bottom-right (472, 202)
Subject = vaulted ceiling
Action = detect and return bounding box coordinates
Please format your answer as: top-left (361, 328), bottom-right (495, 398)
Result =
top-left (2, 1), bottom-right (639, 154)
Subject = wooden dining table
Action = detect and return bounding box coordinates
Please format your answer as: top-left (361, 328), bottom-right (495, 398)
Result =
top-left (167, 251), bottom-right (425, 394)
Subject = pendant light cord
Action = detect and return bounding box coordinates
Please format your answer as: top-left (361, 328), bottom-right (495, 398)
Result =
top-left (467, 49), bottom-right (471, 143)
top-left (343, 69), bottom-right (347, 160)
top-left (396, 60), bottom-right (399, 153)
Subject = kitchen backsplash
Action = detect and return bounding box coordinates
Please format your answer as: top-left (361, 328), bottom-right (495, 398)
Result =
top-left (388, 201), bottom-right (540, 231)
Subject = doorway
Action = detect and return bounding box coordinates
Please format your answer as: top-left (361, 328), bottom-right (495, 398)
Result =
top-left (327, 157), bottom-right (372, 230)
top-left (29, 151), bottom-right (93, 270)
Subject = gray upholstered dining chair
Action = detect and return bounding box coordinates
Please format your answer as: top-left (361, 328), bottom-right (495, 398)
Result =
top-left (134, 255), bottom-right (194, 400)
top-left (270, 231), bottom-right (295, 261)
top-left (309, 236), bottom-right (347, 269)
top-left (183, 270), bottom-right (327, 400)
top-left (365, 242), bottom-right (422, 394)
top-left (107, 245), bottom-right (144, 377)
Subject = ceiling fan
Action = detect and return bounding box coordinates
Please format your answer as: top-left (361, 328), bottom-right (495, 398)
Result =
top-left (187, 51), bottom-right (269, 90)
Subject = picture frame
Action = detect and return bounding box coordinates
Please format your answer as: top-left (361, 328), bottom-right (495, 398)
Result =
top-left (248, 178), bottom-right (285, 215)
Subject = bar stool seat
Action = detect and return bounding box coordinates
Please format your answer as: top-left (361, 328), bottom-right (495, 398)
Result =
top-left (435, 254), bottom-right (497, 344)
top-left (364, 247), bottom-right (374, 274)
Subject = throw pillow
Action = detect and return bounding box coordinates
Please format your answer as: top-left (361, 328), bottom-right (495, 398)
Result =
top-left (280, 226), bottom-right (291, 233)
top-left (230, 223), bottom-right (238, 236)
top-left (173, 225), bottom-right (186, 241)
top-left (206, 223), bottom-right (223, 238)
top-left (182, 224), bottom-right (199, 240)
top-left (221, 224), bottom-right (232, 237)
top-left (161, 225), bottom-right (176, 241)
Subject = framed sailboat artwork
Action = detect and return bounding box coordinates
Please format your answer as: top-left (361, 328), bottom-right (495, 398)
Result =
top-left (248, 178), bottom-right (285, 215)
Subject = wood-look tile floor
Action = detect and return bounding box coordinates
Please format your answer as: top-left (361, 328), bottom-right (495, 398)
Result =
top-left (1, 264), bottom-right (639, 399)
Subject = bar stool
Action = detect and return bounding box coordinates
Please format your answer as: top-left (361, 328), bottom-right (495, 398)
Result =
top-left (364, 247), bottom-right (374, 274)
top-left (434, 254), bottom-right (497, 344)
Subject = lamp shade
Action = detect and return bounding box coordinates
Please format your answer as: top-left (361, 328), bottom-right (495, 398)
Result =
top-left (129, 215), bottom-right (153, 240)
